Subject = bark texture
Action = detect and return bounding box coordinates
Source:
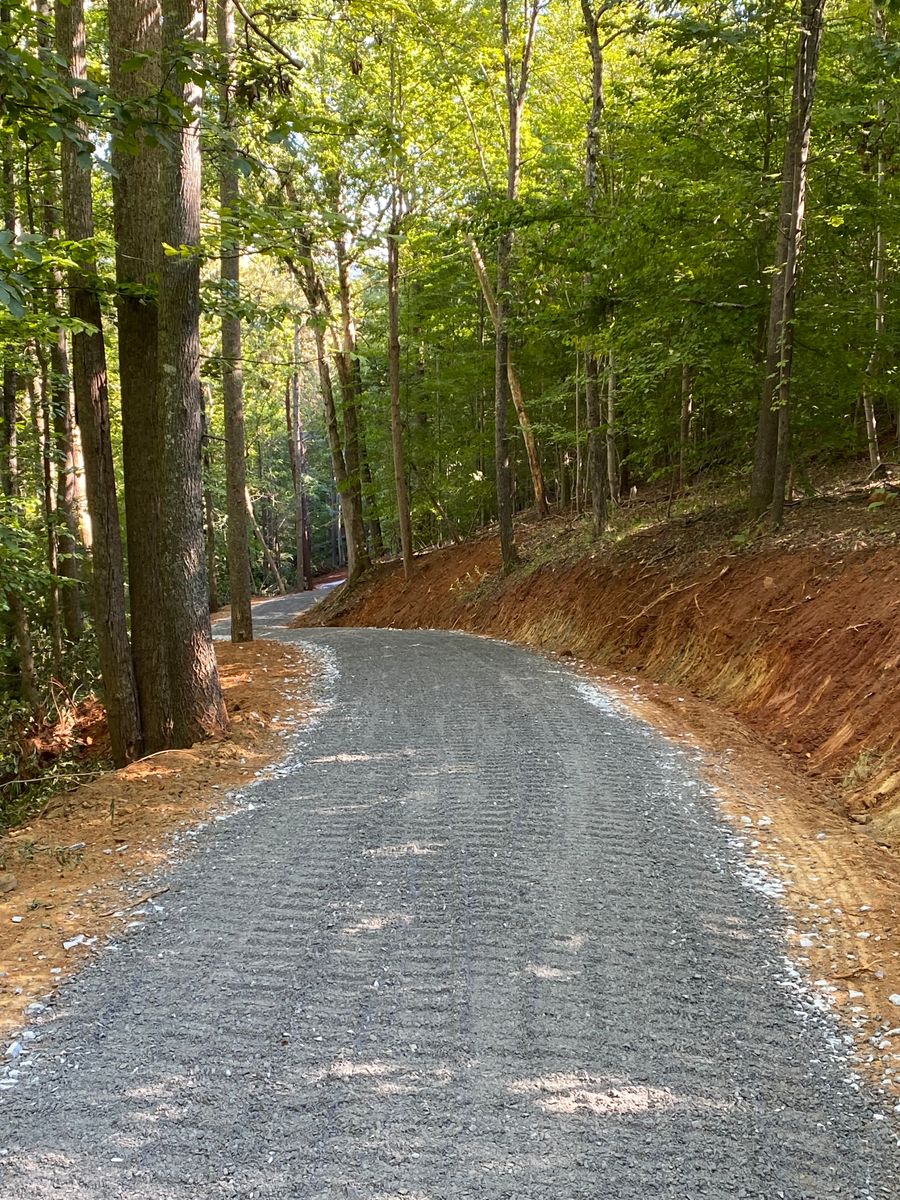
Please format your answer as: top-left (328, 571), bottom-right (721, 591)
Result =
top-left (218, 0), bottom-right (253, 642)
top-left (109, 0), bottom-right (172, 750)
top-left (57, 0), bottom-right (142, 765)
top-left (157, 0), bottom-right (227, 745)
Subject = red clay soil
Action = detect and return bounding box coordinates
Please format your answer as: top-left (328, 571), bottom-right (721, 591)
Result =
top-left (301, 496), bottom-right (900, 840)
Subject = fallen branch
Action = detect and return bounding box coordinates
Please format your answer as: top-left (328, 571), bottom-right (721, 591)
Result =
top-left (99, 886), bottom-right (170, 918)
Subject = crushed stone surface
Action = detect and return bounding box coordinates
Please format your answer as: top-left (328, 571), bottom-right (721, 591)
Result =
top-left (0, 593), bottom-right (898, 1197)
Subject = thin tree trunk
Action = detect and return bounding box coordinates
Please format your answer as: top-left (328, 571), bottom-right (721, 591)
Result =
top-left (245, 486), bottom-right (286, 594)
top-left (581, 0), bottom-right (610, 537)
top-left (863, 1), bottom-right (886, 470)
top-left (57, 0), bottom-right (142, 765)
top-left (289, 234), bottom-right (369, 579)
top-left (750, 0), bottom-right (827, 518)
top-left (584, 351), bottom-right (607, 536)
top-left (334, 226), bottom-right (370, 554)
top-left (286, 336), bottom-right (312, 591)
top-left (494, 0), bottom-right (540, 568)
top-left (606, 351), bottom-right (619, 505)
top-left (157, 0), bottom-right (227, 745)
top-left (201, 385), bottom-right (219, 613)
top-left (33, 359), bottom-right (63, 665)
top-left (388, 210), bottom-right (414, 577)
top-left (679, 363), bottom-right (693, 491)
top-left (36, 155), bottom-right (84, 642)
top-left (109, 0), bottom-right (172, 751)
top-left (468, 234), bottom-right (547, 519)
top-left (49, 331), bottom-right (83, 640)
top-left (574, 352), bottom-right (582, 514)
top-left (218, 0), bottom-right (253, 641)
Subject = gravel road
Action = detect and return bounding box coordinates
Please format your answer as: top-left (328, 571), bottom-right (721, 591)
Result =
top-left (1, 592), bottom-right (898, 1198)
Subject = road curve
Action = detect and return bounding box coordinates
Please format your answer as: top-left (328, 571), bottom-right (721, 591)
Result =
top-left (1, 593), bottom-right (897, 1198)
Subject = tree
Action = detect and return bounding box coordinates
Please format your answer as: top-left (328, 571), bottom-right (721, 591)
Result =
top-left (217, 0), bottom-right (254, 641)
top-left (109, 0), bottom-right (173, 751)
top-left (157, 0), bottom-right (228, 744)
top-left (749, 0), bottom-right (828, 521)
top-left (495, 0), bottom-right (541, 569)
top-left (56, 0), bottom-right (142, 764)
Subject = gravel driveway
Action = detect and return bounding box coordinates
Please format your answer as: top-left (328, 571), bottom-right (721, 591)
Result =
top-left (1, 593), bottom-right (898, 1198)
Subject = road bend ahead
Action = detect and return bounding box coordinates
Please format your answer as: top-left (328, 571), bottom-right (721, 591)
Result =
top-left (1, 594), bottom-right (897, 1198)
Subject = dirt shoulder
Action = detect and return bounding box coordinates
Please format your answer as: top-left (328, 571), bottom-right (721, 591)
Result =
top-left (0, 639), bottom-right (314, 1037)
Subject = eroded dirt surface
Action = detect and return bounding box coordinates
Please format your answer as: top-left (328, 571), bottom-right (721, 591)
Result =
top-left (1, 597), bottom-right (898, 1197)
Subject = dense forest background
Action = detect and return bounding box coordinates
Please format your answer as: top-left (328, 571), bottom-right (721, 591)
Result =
top-left (0, 0), bottom-right (897, 803)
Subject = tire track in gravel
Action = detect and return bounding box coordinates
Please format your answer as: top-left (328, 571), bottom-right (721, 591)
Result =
top-left (0, 593), bottom-right (898, 1198)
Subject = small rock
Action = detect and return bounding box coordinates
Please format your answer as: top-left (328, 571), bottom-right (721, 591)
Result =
top-left (889, 994), bottom-right (900, 1007)
top-left (0, 873), bottom-right (16, 895)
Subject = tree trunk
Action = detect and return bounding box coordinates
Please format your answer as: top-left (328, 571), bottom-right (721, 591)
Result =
top-left (49, 331), bottom-right (84, 640)
top-left (862, 2), bottom-right (886, 470)
top-left (57, 0), bottom-right (142, 765)
top-left (37, 155), bottom-right (84, 642)
top-left (32, 358), bottom-right (63, 665)
top-left (494, 0), bottom-right (540, 567)
top-left (584, 351), bottom-right (607, 536)
top-left (388, 212), bottom-right (413, 578)
top-left (157, 0), bottom-right (227, 745)
top-left (201, 385), bottom-right (219, 613)
top-left (109, 0), bottom-right (172, 751)
top-left (749, 0), bottom-right (827, 519)
top-left (285, 337), bottom-right (312, 591)
top-left (291, 237), bottom-right (369, 579)
top-left (606, 351), bottom-right (619, 505)
top-left (679, 363), bottom-right (693, 491)
top-left (245, 486), bottom-right (286, 594)
top-left (218, 0), bottom-right (253, 642)
top-left (468, 234), bottom-right (547, 520)
top-left (581, 0), bottom-right (610, 537)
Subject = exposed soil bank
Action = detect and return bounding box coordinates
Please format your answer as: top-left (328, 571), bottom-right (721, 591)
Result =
top-left (0, 640), bottom-right (314, 1035)
top-left (302, 499), bottom-right (900, 840)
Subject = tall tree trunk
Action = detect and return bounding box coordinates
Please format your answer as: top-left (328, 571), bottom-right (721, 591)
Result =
top-left (388, 210), bottom-right (414, 578)
top-left (291, 236), bottom-right (369, 579)
top-left (49, 331), bottom-right (84, 640)
top-left (109, 0), bottom-right (172, 750)
top-left (468, 234), bottom-right (547, 519)
top-left (57, 0), bottom-right (142, 765)
top-left (863, 1), bottom-right (886, 470)
top-left (36, 150), bottom-right (84, 641)
top-left (157, 0), bottom-right (227, 745)
top-left (218, 0), bottom-right (253, 641)
top-left (201, 385), bottom-right (219, 613)
top-left (581, 0), bottom-right (610, 537)
top-left (750, 0), bottom-right (827, 520)
top-left (1, 136), bottom-right (39, 713)
top-left (333, 229), bottom-right (375, 559)
top-left (494, 0), bottom-right (540, 568)
top-left (285, 335), bottom-right (312, 591)
top-left (33, 357), bottom-right (63, 665)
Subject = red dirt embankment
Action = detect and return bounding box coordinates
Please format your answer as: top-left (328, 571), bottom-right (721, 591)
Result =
top-left (302, 500), bottom-right (900, 840)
